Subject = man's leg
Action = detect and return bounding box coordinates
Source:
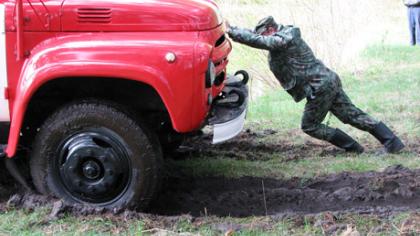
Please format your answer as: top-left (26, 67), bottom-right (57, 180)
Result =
top-left (330, 88), bottom-right (404, 153)
top-left (408, 7), bottom-right (416, 45)
top-left (414, 7), bottom-right (420, 45)
top-left (301, 82), bottom-right (363, 153)
top-left (330, 89), bottom-right (378, 132)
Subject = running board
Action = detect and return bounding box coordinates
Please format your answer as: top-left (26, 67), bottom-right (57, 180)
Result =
top-left (0, 144), bottom-right (6, 158)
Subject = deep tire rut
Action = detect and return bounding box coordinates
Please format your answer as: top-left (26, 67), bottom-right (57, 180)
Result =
top-left (150, 165), bottom-right (420, 217)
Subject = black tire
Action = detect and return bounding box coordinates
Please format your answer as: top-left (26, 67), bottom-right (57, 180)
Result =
top-left (30, 100), bottom-right (163, 210)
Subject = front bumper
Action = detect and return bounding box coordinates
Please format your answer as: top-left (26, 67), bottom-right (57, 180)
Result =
top-left (208, 71), bottom-right (249, 144)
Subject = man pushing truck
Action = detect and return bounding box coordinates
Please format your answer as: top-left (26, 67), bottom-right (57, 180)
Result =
top-left (226, 16), bottom-right (405, 154)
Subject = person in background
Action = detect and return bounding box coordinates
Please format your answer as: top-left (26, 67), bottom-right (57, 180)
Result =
top-left (405, 0), bottom-right (420, 45)
top-left (225, 16), bottom-right (405, 154)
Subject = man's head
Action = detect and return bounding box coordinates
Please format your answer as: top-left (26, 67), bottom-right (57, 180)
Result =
top-left (254, 16), bottom-right (278, 35)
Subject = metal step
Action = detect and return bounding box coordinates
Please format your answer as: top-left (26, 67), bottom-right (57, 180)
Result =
top-left (0, 144), bottom-right (6, 158)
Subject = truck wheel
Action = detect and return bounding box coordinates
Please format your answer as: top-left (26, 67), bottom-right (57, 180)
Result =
top-left (30, 101), bottom-right (162, 210)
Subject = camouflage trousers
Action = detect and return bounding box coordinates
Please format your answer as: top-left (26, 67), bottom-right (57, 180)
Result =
top-left (301, 74), bottom-right (379, 142)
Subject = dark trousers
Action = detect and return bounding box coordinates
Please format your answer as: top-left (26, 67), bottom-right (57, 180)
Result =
top-left (408, 6), bottom-right (420, 45)
top-left (301, 75), bottom-right (379, 142)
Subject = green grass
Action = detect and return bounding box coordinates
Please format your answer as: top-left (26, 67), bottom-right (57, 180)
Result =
top-left (0, 208), bottom-right (416, 235)
top-left (0, 208), bottom-right (146, 235)
top-left (170, 151), bottom-right (419, 179)
top-left (362, 44), bottom-right (420, 64)
top-left (0, 45), bottom-right (419, 235)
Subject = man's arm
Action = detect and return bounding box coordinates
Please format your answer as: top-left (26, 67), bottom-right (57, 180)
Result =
top-left (227, 26), bottom-right (296, 50)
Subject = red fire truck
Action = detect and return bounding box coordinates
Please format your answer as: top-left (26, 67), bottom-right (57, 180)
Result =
top-left (0, 0), bottom-right (248, 209)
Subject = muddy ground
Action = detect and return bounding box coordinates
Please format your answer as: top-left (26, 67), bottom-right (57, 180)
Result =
top-left (172, 128), bottom-right (420, 161)
top-left (152, 165), bottom-right (420, 217)
top-left (151, 129), bottom-right (419, 218)
top-left (0, 129), bottom-right (418, 233)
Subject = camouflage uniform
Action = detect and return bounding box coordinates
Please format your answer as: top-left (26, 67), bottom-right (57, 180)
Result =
top-left (227, 25), bottom-right (379, 143)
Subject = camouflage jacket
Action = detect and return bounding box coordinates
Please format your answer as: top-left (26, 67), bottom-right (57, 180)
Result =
top-left (228, 25), bottom-right (335, 102)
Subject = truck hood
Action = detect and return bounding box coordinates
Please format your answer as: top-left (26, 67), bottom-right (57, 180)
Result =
top-left (61, 0), bottom-right (223, 32)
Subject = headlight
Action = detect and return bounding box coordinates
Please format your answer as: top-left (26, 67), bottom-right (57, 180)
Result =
top-left (205, 60), bottom-right (216, 88)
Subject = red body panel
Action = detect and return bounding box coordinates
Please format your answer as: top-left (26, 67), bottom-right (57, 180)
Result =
top-left (2, 0), bottom-right (231, 157)
top-left (3, 0), bottom-right (62, 32)
top-left (61, 0), bottom-right (222, 32)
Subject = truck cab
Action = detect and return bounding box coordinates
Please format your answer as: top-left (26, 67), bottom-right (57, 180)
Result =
top-left (0, 0), bottom-right (248, 209)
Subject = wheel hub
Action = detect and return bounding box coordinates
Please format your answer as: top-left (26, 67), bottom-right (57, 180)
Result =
top-left (82, 160), bottom-right (101, 180)
top-left (57, 130), bottom-right (131, 204)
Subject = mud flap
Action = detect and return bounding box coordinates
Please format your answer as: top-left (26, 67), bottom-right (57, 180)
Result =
top-left (208, 71), bottom-right (249, 144)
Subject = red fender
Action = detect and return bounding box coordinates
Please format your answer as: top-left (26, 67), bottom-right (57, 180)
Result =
top-left (6, 32), bottom-right (202, 157)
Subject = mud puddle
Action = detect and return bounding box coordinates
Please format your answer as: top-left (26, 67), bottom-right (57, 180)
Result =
top-left (150, 165), bottom-right (420, 217)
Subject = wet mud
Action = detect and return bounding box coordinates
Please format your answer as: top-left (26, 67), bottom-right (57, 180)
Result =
top-left (2, 165), bottom-right (418, 220)
top-left (156, 129), bottom-right (420, 217)
top-left (0, 129), bottom-right (418, 221)
top-left (151, 165), bottom-right (420, 217)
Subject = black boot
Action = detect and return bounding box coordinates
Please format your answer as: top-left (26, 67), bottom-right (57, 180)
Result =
top-left (330, 129), bottom-right (364, 153)
top-left (370, 122), bottom-right (405, 153)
